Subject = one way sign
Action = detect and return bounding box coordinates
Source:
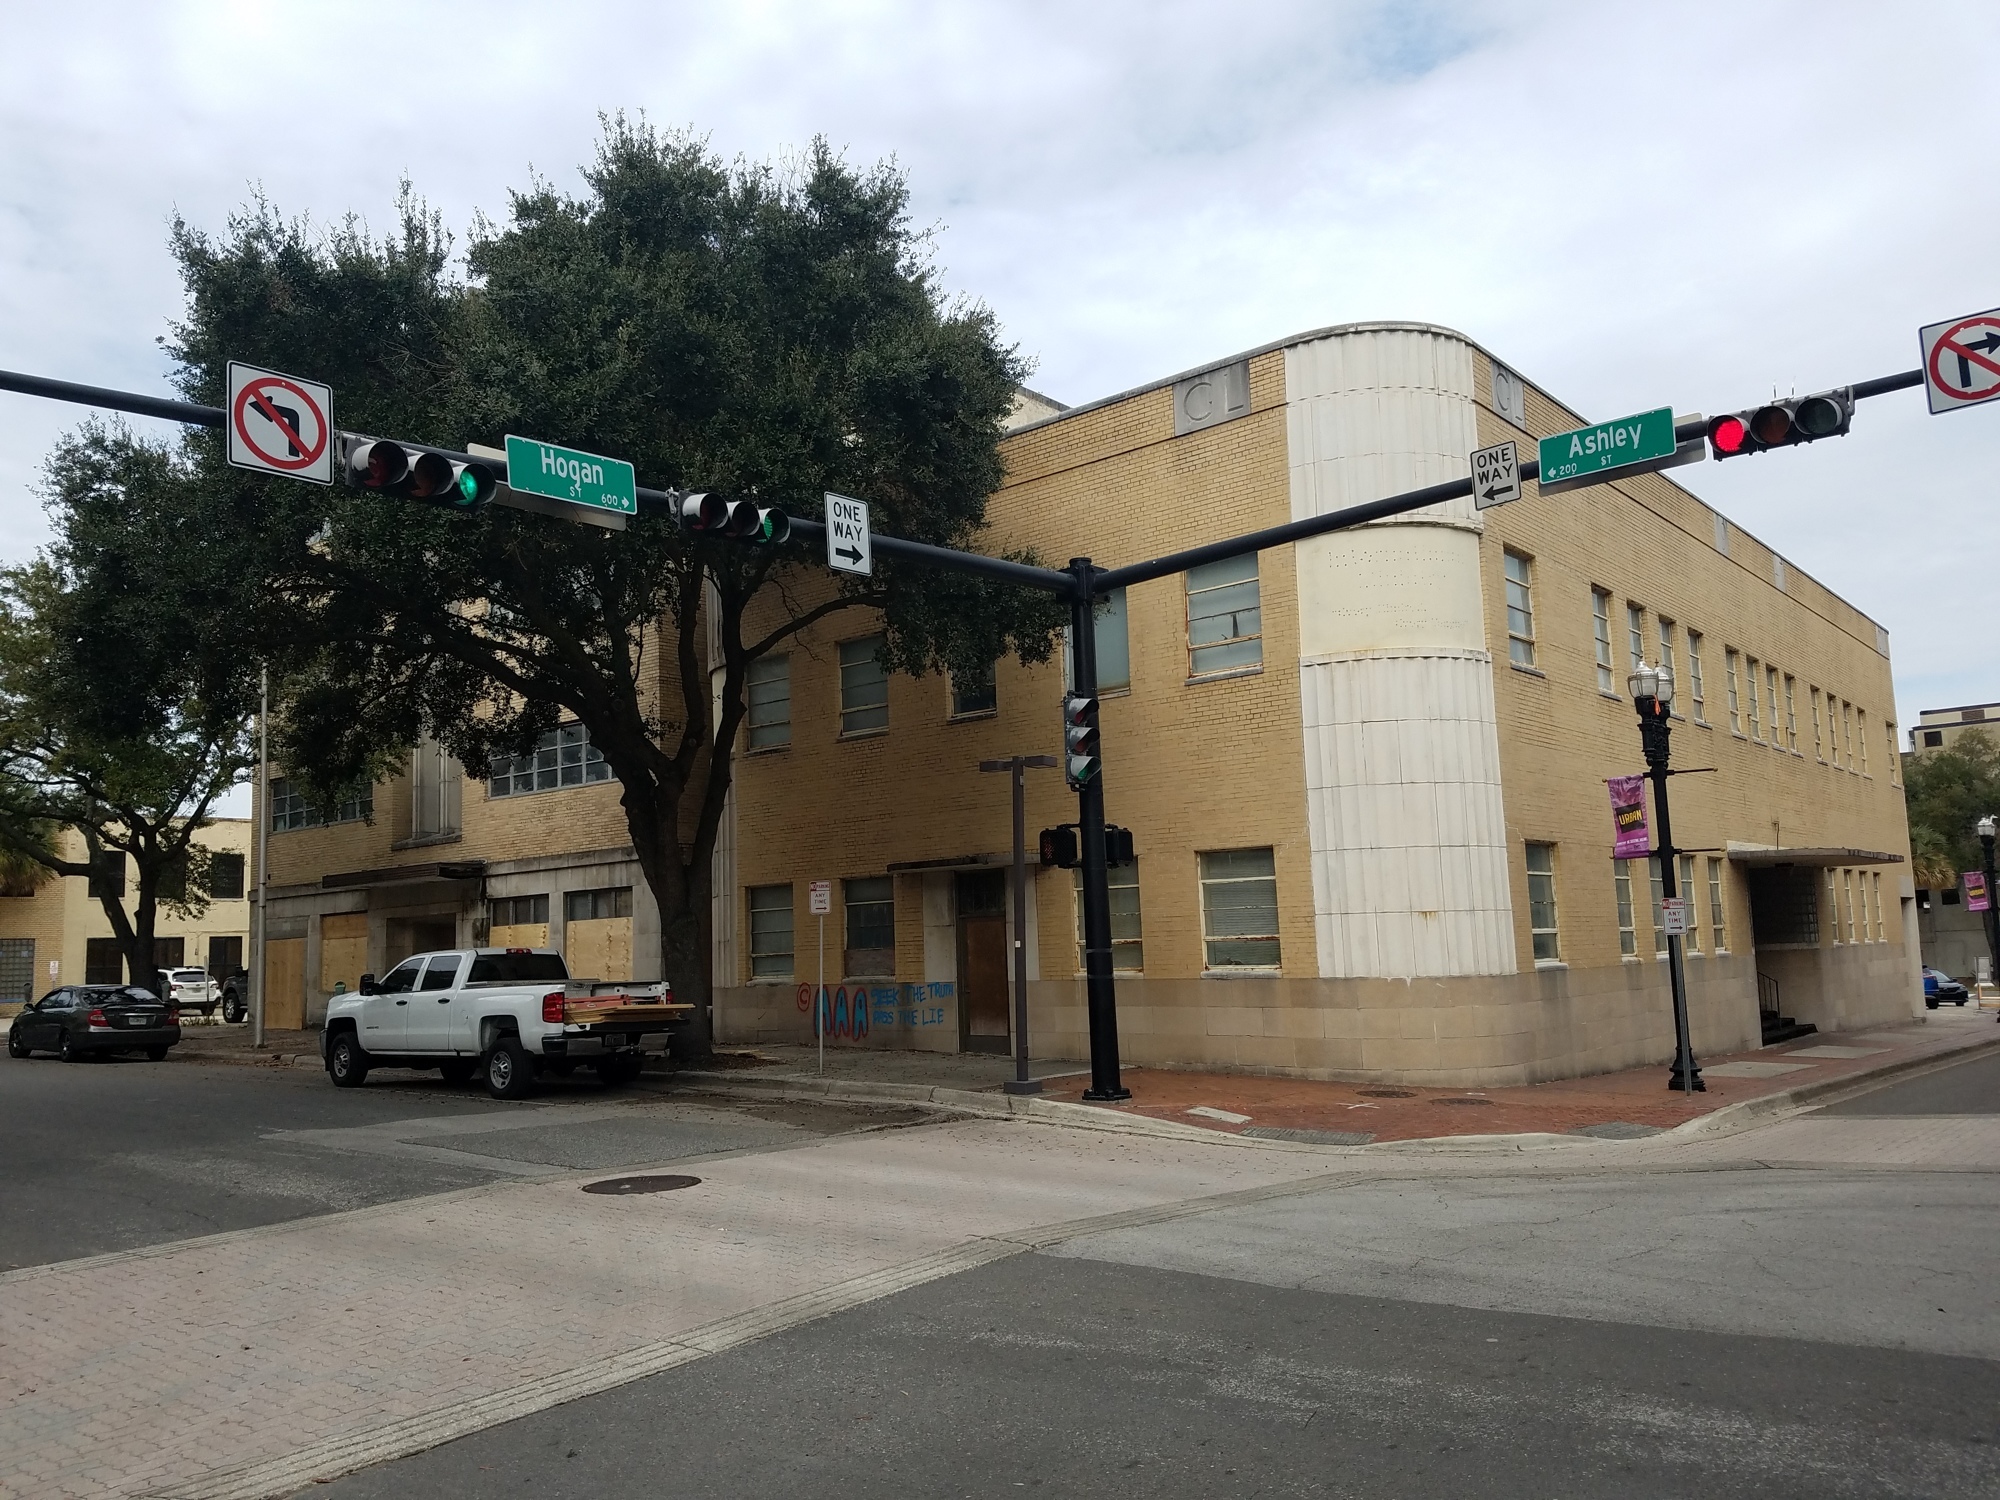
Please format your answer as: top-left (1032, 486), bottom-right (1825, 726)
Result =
top-left (825, 492), bottom-right (872, 576)
top-left (1470, 440), bottom-right (1521, 510)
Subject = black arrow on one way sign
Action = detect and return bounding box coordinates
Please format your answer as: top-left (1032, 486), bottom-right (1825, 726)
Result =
top-left (1480, 482), bottom-right (1509, 502)
top-left (836, 544), bottom-right (863, 564)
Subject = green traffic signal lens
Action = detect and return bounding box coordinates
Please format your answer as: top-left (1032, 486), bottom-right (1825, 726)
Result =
top-left (457, 469), bottom-right (480, 504)
top-left (1794, 396), bottom-right (1842, 438)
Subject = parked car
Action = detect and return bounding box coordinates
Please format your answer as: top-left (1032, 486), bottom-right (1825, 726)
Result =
top-left (1924, 967), bottom-right (1970, 1009)
top-left (219, 968), bottom-right (250, 1023)
top-left (320, 948), bottom-right (684, 1099)
top-left (159, 967), bottom-right (220, 1018)
top-left (7, 985), bottom-right (181, 1061)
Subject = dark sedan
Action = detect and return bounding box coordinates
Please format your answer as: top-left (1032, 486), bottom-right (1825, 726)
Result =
top-left (7, 985), bottom-right (181, 1061)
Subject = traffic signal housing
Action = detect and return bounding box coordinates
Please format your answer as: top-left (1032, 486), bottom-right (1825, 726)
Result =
top-left (1063, 693), bottom-right (1101, 790)
top-left (673, 490), bottom-right (791, 544)
top-left (1706, 389), bottom-right (1853, 460)
top-left (1038, 824), bottom-right (1134, 870)
top-left (344, 437), bottom-right (496, 510)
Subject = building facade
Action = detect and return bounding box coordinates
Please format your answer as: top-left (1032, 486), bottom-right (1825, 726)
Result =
top-left (248, 322), bottom-right (1920, 1084)
top-left (0, 821), bottom-right (253, 1007)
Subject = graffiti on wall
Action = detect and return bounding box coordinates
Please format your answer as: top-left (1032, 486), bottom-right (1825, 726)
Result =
top-left (795, 981), bottom-right (953, 1040)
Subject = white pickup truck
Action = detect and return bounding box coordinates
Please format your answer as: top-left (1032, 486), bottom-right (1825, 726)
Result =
top-left (319, 948), bottom-right (683, 1099)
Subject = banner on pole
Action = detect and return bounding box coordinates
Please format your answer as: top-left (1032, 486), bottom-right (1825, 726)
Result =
top-left (1965, 870), bottom-right (1991, 912)
top-left (1608, 775), bottom-right (1650, 858)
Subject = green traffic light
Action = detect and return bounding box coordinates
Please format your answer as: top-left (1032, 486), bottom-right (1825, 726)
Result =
top-left (456, 468), bottom-right (481, 506)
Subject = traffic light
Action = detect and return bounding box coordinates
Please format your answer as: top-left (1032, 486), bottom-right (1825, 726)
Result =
top-left (1063, 693), bottom-right (1100, 790)
top-left (1039, 825), bottom-right (1080, 869)
top-left (1706, 388), bottom-right (1853, 460)
top-left (673, 490), bottom-right (791, 544)
top-left (344, 437), bottom-right (496, 510)
top-left (1104, 824), bottom-right (1135, 868)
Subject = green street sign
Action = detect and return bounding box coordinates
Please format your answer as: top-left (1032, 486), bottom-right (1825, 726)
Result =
top-left (504, 434), bottom-right (637, 515)
top-left (1536, 407), bottom-right (1680, 495)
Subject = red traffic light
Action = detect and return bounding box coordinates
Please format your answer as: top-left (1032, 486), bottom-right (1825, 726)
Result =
top-left (1708, 415), bottom-right (1750, 456)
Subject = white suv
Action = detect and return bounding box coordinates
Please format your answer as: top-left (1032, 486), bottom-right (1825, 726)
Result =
top-left (160, 967), bottom-right (220, 1018)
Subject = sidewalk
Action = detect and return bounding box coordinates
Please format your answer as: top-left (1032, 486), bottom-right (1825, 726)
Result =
top-left (686, 1007), bottom-right (2000, 1146)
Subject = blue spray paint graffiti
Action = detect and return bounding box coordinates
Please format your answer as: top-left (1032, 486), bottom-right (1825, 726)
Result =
top-left (797, 981), bottom-right (954, 1040)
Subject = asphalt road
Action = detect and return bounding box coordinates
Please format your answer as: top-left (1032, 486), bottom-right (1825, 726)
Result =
top-left (305, 1049), bottom-right (2000, 1500)
top-left (0, 1048), bottom-right (924, 1271)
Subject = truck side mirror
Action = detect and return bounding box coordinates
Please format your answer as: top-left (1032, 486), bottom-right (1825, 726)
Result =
top-left (358, 973), bottom-right (378, 996)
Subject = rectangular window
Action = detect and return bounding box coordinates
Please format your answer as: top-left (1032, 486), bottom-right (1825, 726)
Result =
top-left (1626, 603), bottom-right (1646, 672)
top-left (1842, 701), bottom-right (1855, 769)
top-left (1828, 871), bottom-right (1842, 941)
top-left (563, 887), bottom-right (632, 922)
top-left (1745, 656), bottom-right (1762, 740)
top-left (1725, 650), bottom-right (1742, 733)
top-left (1679, 854), bottom-right (1700, 953)
top-left (1504, 551), bottom-right (1536, 667)
top-left (1066, 588), bottom-right (1131, 693)
top-left (1843, 869), bottom-right (1856, 942)
top-left (1709, 858), bottom-right (1727, 951)
top-left (409, 734), bottom-right (460, 840)
top-left (489, 894), bottom-right (549, 927)
top-left (85, 937), bottom-right (123, 986)
top-left (747, 885), bottom-right (795, 979)
top-left (1784, 675), bottom-right (1798, 751)
top-left (0, 938), bottom-right (32, 1003)
top-left (1198, 848), bottom-right (1280, 969)
top-left (838, 636), bottom-right (890, 735)
top-left (87, 852), bottom-right (126, 900)
top-left (1872, 872), bottom-right (1884, 942)
top-left (1187, 556), bottom-right (1263, 676)
top-left (209, 851), bottom-right (246, 900)
top-left (1889, 724), bottom-right (1901, 785)
top-left (843, 876), bottom-right (895, 975)
top-left (488, 724), bottom-right (611, 798)
top-left (746, 654), bottom-right (791, 749)
top-left (1812, 688), bottom-right (1825, 760)
top-left (1686, 631), bottom-right (1706, 720)
top-left (271, 777), bottom-right (373, 831)
top-left (1657, 619), bottom-right (1677, 705)
top-left (1525, 843), bottom-right (1559, 962)
top-left (1613, 860), bottom-right (1637, 957)
top-left (1649, 858), bottom-right (1667, 955)
top-left (1766, 667), bottom-right (1781, 746)
top-left (208, 935), bottom-right (243, 979)
top-left (1074, 861), bottom-right (1144, 972)
top-left (1593, 590), bottom-right (1615, 694)
top-left (950, 662), bottom-right (998, 718)
top-left (1858, 709), bottom-right (1869, 774)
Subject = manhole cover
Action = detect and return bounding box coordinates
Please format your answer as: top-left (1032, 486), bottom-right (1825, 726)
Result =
top-left (1357, 1088), bottom-right (1415, 1099)
top-left (1434, 1097), bottom-right (1494, 1106)
top-left (581, 1174), bottom-right (702, 1195)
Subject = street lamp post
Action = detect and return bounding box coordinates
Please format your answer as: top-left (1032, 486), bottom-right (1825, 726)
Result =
top-left (979, 754), bottom-right (1059, 1095)
top-left (1978, 815), bottom-right (1999, 991)
top-left (1630, 661), bottom-right (1704, 1094)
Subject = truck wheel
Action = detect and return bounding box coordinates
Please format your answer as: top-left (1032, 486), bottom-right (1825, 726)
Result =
top-left (326, 1031), bottom-right (370, 1088)
top-left (222, 993), bottom-right (245, 1023)
top-left (483, 1036), bottom-right (536, 1100)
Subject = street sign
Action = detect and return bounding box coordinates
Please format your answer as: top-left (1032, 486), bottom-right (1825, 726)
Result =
top-left (809, 880), bottom-right (832, 915)
top-left (503, 435), bottom-right (637, 516)
top-left (1470, 440), bottom-right (1521, 509)
top-left (225, 362), bottom-right (332, 484)
top-left (1920, 306), bottom-right (2000, 414)
top-left (1661, 897), bottom-right (1692, 937)
top-left (1535, 407), bottom-right (1702, 496)
top-left (826, 492), bottom-right (872, 576)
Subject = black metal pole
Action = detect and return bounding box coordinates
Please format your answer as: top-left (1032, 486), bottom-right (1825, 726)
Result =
top-left (1980, 830), bottom-right (1999, 989)
top-left (1640, 699), bottom-right (1703, 1093)
top-left (1070, 561), bottom-right (1128, 1101)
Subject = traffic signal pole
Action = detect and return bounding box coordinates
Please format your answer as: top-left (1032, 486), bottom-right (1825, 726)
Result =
top-left (0, 355), bottom-right (1937, 1100)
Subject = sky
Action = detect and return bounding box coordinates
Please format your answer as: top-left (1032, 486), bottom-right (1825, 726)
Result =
top-left (1, 0), bottom-right (1996, 756)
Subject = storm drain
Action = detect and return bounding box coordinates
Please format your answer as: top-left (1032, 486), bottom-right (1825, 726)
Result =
top-left (581, 1174), bottom-right (702, 1195)
top-left (1567, 1122), bottom-right (1664, 1140)
top-left (1433, 1097), bottom-right (1494, 1106)
top-left (1240, 1126), bottom-right (1374, 1146)
top-left (1357, 1089), bottom-right (1415, 1099)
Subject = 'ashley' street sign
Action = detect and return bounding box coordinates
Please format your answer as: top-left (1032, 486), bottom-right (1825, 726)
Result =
top-left (504, 435), bottom-right (638, 516)
top-left (1535, 407), bottom-right (1700, 496)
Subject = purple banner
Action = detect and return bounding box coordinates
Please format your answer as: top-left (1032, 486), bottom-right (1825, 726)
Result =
top-left (1609, 775), bottom-right (1650, 859)
top-left (1966, 871), bottom-right (1991, 913)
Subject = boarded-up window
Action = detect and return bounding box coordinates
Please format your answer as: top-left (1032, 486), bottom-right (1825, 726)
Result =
top-left (320, 913), bottom-right (369, 996)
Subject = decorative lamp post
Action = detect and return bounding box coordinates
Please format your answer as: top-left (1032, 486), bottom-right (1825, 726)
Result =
top-left (1630, 660), bottom-right (1704, 1094)
top-left (1979, 815), bottom-right (1999, 991)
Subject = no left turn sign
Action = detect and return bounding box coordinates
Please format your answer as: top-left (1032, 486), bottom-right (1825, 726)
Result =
top-left (226, 361), bottom-right (333, 483)
top-left (1919, 307), bottom-right (2000, 415)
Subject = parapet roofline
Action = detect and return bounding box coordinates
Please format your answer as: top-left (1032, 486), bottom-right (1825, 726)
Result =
top-left (1917, 702), bottom-right (2000, 719)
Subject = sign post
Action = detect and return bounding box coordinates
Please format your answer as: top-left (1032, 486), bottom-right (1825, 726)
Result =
top-left (809, 879), bottom-right (832, 1075)
top-left (1536, 407), bottom-right (1701, 496)
top-left (225, 363), bottom-right (332, 485)
top-left (825, 492), bottom-right (873, 576)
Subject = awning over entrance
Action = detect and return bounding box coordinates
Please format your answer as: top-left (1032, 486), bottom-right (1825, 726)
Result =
top-left (884, 853), bottom-right (1010, 874)
top-left (1726, 845), bottom-right (1903, 868)
top-left (320, 860), bottom-right (486, 890)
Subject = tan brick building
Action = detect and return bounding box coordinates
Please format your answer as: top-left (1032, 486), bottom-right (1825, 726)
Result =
top-left (253, 322), bottom-right (1919, 1083)
top-left (0, 821), bottom-right (253, 1010)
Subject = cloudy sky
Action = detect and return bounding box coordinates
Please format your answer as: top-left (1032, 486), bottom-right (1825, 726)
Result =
top-left (1, 0), bottom-right (1995, 740)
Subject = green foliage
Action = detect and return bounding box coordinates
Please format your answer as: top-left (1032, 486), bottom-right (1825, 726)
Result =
top-left (1902, 729), bottom-right (2000, 890)
top-left (160, 121), bottom-right (1066, 1034)
top-left (0, 426), bottom-right (258, 978)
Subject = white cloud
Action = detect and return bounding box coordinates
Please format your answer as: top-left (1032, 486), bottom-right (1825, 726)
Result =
top-left (1, 0), bottom-right (1996, 733)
